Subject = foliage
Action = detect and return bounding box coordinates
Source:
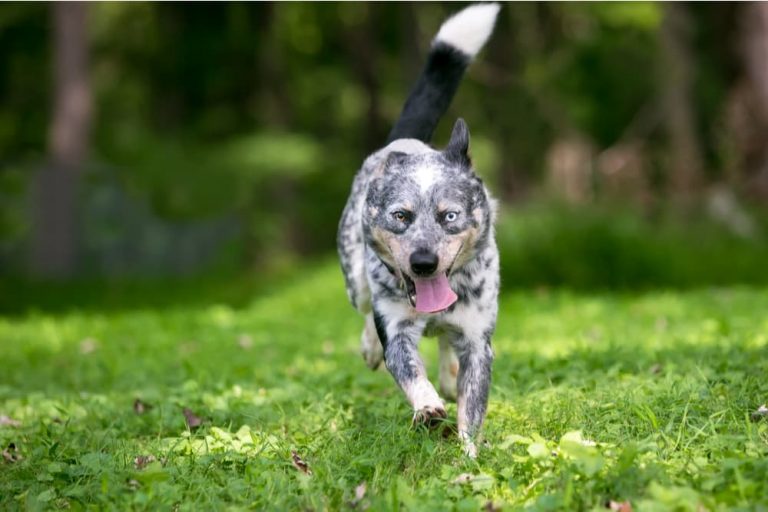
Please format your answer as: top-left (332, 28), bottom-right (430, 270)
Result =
top-left (0, 3), bottom-right (754, 276)
top-left (497, 203), bottom-right (768, 289)
top-left (4, 202), bottom-right (768, 306)
top-left (1, 264), bottom-right (767, 509)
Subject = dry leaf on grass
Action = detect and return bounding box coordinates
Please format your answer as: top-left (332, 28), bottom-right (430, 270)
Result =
top-left (182, 408), bottom-right (203, 430)
top-left (133, 399), bottom-right (153, 415)
top-left (2, 442), bottom-right (22, 463)
top-left (291, 450), bottom-right (312, 475)
top-left (354, 482), bottom-right (367, 501)
top-left (452, 473), bottom-right (473, 485)
top-left (750, 404), bottom-right (768, 422)
top-left (0, 415), bottom-right (21, 427)
top-left (134, 455), bottom-right (156, 470)
top-left (483, 501), bottom-right (501, 512)
top-left (451, 472), bottom-right (494, 491)
top-left (346, 481), bottom-right (368, 509)
top-left (607, 500), bottom-right (633, 512)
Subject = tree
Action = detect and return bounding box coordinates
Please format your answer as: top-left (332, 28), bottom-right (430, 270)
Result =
top-left (734, 2), bottom-right (768, 199)
top-left (659, 2), bottom-right (704, 202)
top-left (31, 2), bottom-right (91, 278)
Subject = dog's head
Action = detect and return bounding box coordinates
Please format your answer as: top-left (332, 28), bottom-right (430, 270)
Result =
top-left (363, 119), bottom-right (494, 313)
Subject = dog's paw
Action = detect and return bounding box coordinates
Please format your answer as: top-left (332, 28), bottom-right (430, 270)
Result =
top-left (361, 342), bottom-right (383, 370)
top-left (412, 405), bottom-right (447, 429)
top-left (459, 430), bottom-right (478, 458)
top-left (463, 440), bottom-right (478, 458)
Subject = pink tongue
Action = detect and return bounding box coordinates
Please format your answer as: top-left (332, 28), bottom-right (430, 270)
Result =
top-left (413, 274), bottom-right (458, 313)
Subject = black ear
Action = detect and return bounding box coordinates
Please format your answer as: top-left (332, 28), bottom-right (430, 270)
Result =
top-left (445, 118), bottom-right (471, 167)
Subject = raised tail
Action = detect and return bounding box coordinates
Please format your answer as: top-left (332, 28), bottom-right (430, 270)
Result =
top-left (386, 3), bottom-right (500, 144)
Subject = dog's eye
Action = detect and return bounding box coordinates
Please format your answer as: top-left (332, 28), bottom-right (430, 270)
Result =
top-left (444, 211), bottom-right (459, 223)
top-left (392, 211), bottom-right (408, 222)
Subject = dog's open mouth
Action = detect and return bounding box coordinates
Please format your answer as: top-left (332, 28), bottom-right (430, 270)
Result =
top-left (402, 273), bottom-right (458, 313)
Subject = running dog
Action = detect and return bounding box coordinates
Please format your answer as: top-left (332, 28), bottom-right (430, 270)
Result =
top-left (337, 3), bottom-right (500, 458)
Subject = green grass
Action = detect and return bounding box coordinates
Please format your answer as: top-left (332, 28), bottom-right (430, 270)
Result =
top-left (1, 263), bottom-right (767, 510)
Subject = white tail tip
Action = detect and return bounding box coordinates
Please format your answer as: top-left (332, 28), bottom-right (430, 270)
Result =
top-left (434, 3), bottom-right (501, 58)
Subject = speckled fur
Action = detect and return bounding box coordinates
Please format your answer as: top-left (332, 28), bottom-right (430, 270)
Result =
top-left (336, 4), bottom-right (500, 458)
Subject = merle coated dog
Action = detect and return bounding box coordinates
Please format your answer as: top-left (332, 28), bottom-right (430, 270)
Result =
top-left (337, 3), bottom-right (500, 457)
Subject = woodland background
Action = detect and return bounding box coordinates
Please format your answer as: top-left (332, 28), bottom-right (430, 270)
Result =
top-left (3, 2), bottom-right (768, 297)
top-left (2, 5), bottom-right (768, 509)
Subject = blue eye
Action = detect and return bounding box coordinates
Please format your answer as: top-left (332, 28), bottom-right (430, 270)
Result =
top-left (444, 211), bottom-right (459, 223)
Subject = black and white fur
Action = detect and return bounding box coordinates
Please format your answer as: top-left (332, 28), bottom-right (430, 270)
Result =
top-left (337, 3), bottom-right (500, 458)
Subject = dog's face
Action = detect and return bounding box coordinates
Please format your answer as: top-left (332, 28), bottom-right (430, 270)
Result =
top-left (362, 120), bottom-right (493, 311)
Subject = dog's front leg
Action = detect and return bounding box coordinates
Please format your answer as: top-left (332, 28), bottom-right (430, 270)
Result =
top-left (448, 330), bottom-right (494, 458)
top-left (373, 308), bottom-right (446, 427)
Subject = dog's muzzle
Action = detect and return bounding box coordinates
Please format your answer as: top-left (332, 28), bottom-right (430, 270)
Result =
top-left (399, 249), bottom-right (458, 313)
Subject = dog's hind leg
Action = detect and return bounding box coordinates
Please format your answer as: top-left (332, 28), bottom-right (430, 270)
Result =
top-left (442, 327), bottom-right (494, 458)
top-left (361, 313), bottom-right (384, 370)
top-left (438, 335), bottom-right (459, 401)
top-left (456, 342), bottom-right (493, 457)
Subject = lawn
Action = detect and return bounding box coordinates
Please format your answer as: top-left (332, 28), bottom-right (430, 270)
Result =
top-left (1, 262), bottom-right (767, 510)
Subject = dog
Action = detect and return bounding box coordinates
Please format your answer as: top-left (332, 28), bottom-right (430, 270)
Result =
top-left (337, 3), bottom-right (500, 458)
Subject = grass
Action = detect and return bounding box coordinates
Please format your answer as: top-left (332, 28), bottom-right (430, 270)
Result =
top-left (1, 262), bottom-right (767, 510)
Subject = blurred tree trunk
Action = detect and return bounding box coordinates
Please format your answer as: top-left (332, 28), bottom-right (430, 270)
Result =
top-left (495, 6), bottom-right (526, 201)
top-left (491, 4), bottom-right (571, 202)
top-left (255, 2), bottom-right (293, 128)
top-left (250, 3), bottom-right (306, 259)
top-left (399, 3), bottom-right (422, 82)
top-left (735, 2), bottom-right (768, 199)
top-left (546, 136), bottom-right (595, 204)
top-left (659, 3), bottom-right (704, 202)
top-left (31, 2), bottom-right (91, 278)
top-left (344, 3), bottom-right (386, 153)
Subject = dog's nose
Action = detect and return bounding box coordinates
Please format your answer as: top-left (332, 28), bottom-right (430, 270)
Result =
top-left (410, 250), bottom-right (439, 276)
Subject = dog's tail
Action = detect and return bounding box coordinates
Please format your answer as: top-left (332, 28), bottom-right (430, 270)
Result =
top-left (386, 3), bottom-right (500, 144)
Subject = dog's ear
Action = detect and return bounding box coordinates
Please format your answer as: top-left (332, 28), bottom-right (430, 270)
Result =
top-left (373, 151), bottom-right (407, 178)
top-left (445, 118), bottom-right (471, 167)
top-left (384, 151), bottom-right (407, 170)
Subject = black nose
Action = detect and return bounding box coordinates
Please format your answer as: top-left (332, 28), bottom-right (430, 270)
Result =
top-left (410, 250), bottom-right (439, 276)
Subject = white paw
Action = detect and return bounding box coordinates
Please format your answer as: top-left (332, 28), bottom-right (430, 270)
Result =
top-left (459, 431), bottom-right (478, 458)
top-left (412, 405), bottom-right (447, 429)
